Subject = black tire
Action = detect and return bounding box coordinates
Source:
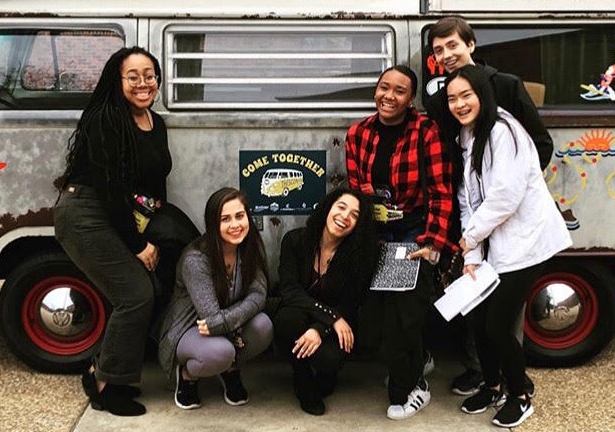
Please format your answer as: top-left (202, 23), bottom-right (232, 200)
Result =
top-left (524, 260), bottom-right (614, 366)
top-left (0, 251), bottom-right (108, 373)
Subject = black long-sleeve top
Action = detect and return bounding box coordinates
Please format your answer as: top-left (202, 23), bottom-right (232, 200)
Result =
top-left (68, 110), bottom-right (171, 253)
top-left (277, 228), bottom-right (377, 337)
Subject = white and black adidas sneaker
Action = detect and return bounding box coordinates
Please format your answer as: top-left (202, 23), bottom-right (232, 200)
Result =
top-left (492, 396), bottom-right (534, 428)
top-left (386, 378), bottom-right (431, 420)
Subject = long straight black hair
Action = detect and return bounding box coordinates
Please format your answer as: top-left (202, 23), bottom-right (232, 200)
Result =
top-left (198, 187), bottom-right (268, 307)
top-left (444, 64), bottom-right (499, 176)
top-left (55, 46), bottom-right (162, 195)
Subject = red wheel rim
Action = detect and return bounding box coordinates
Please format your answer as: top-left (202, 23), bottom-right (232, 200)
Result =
top-left (21, 276), bottom-right (106, 356)
top-left (525, 272), bottom-right (599, 350)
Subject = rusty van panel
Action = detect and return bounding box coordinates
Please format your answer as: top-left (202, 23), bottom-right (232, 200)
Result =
top-left (0, 208), bottom-right (53, 238)
top-left (0, 126), bottom-right (71, 225)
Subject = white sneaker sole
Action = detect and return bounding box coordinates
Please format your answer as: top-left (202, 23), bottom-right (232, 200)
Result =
top-left (174, 366), bottom-right (201, 410)
top-left (387, 392), bottom-right (431, 420)
top-left (492, 404), bottom-right (534, 428)
top-left (217, 375), bottom-right (248, 406)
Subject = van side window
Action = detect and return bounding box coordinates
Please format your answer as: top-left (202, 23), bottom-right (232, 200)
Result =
top-left (166, 25), bottom-right (394, 109)
top-left (422, 25), bottom-right (615, 108)
top-left (0, 29), bottom-right (124, 110)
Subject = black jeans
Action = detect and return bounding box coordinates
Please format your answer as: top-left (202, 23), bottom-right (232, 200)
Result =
top-left (273, 305), bottom-right (346, 395)
top-left (54, 185), bottom-right (154, 384)
top-left (383, 262), bottom-right (433, 404)
top-left (472, 262), bottom-right (545, 397)
top-left (377, 222), bottom-right (433, 405)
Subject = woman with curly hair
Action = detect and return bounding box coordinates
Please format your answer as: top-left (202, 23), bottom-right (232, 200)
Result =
top-left (274, 187), bottom-right (379, 416)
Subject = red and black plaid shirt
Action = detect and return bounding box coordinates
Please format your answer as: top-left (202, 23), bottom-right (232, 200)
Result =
top-left (345, 109), bottom-right (456, 252)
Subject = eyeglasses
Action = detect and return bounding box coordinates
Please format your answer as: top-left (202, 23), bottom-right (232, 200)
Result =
top-left (122, 74), bottom-right (158, 87)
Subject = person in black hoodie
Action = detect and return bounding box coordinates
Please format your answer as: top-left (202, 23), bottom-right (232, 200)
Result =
top-left (423, 16), bottom-right (553, 398)
top-left (274, 187), bottom-right (379, 416)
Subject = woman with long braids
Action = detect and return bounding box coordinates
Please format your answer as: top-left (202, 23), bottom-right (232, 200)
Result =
top-left (274, 187), bottom-right (379, 415)
top-left (54, 46), bottom-right (197, 416)
top-left (158, 187), bottom-right (273, 410)
top-left (445, 65), bottom-right (571, 427)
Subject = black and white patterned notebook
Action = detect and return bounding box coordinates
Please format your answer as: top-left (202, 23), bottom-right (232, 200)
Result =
top-left (370, 242), bottom-right (421, 291)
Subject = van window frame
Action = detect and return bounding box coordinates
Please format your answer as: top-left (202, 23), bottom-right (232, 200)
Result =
top-left (164, 23), bottom-right (395, 110)
top-left (420, 20), bottom-right (615, 127)
top-left (0, 20), bottom-right (129, 111)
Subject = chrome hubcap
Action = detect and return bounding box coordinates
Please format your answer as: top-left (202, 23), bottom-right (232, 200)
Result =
top-left (39, 287), bottom-right (94, 338)
top-left (529, 283), bottom-right (581, 332)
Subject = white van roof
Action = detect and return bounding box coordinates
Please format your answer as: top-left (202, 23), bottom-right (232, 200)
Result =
top-left (0, 1), bottom-right (420, 18)
top-left (266, 168), bottom-right (303, 173)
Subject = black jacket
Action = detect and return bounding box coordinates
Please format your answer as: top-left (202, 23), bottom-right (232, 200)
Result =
top-left (277, 228), bottom-right (377, 337)
top-left (424, 63), bottom-right (553, 172)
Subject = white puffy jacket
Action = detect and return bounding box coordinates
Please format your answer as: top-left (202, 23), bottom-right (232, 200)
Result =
top-left (458, 108), bottom-right (572, 273)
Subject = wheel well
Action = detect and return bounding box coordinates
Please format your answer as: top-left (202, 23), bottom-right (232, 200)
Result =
top-left (0, 237), bottom-right (63, 279)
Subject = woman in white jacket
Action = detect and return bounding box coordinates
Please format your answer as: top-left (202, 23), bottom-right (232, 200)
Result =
top-left (445, 65), bottom-right (571, 428)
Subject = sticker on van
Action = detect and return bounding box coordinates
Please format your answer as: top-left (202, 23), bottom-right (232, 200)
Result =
top-left (240, 150), bottom-right (326, 215)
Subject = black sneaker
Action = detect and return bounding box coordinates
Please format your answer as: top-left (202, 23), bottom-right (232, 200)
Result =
top-left (524, 374), bottom-right (536, 398)
top-left (502, 373), bottom-right (536, 398)
top-left (218, 369), bottom-right (249, 406)
top-left (492, 396), bottom-right (534, 428)
top-left (175, 365), bottom-right (201, 410)
top-left (451, 369), bottom-right (484, 396)
top-left (461, 385), bottom-right (506, 414)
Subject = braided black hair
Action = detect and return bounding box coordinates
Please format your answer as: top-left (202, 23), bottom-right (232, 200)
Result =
top-left (55, 46), bottom-right (162, 197)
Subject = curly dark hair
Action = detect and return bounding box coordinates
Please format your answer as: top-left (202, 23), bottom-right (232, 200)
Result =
top-left (303, 187), bottom-right (378, 280)
top-left (55, 46), bottom-right (162, 196)
top-left (198, 187), bottom-right (269, 307)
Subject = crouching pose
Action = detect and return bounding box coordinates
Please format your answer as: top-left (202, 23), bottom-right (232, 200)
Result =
top-left (274, 188), bottom-right (379, 415)
top-left (158, 187), bottom-right (273, 409)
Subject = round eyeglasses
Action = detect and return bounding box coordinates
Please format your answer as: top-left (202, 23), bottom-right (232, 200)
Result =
top-left (122, 74), bottom-right (158, 87)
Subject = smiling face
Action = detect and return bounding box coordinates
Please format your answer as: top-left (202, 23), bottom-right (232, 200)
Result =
top-left (324, 194), bottom-right (360, 241)
top-left (432, 32), bottom-right (475, 74)
top-left (447, 76), bottom-right (481, 128)
top-left (219, 198), bottom-right (250, 248)
top-left (120, 53), bottom-right (158, 112)
top-left (374, 69), bottom-right (414, 125)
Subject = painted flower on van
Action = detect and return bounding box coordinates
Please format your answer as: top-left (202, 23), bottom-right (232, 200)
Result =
top-left (0, 161), bottom-right (6, 170)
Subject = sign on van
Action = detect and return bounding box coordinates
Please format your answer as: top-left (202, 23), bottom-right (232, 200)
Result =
top-left (240, 150), bottom-right (326, 215)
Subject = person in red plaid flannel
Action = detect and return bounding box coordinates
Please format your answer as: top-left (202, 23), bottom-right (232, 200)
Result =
top-left (345, 65), bottom-right (456, 420)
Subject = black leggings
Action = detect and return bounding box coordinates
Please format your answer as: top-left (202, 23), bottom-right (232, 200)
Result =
top-left (473, 262), bottom-right (545, 397)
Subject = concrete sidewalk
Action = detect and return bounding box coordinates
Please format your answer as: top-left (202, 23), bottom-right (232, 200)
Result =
top-left (74, 355), bottom-right (504, 432)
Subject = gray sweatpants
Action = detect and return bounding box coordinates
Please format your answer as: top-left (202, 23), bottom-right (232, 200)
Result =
top-left (176, 313), bottom-right (273, 378)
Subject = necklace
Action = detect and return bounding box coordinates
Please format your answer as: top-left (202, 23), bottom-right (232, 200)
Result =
top-left (134, 110), bottom-right (153, 131)
top-left (224, 250), bottom-right (237, 287)
top-left (316, 246), bottom-right (336, 276)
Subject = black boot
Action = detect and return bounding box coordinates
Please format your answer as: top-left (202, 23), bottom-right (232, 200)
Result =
top-left (90, 383), bottom-right (147, 416)
top-left (82, 369), bottom-right (141, 399)
top-left (315, 370), bottom-right (338, 398)
top-left (293, 363), bottom-right (325, 416)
